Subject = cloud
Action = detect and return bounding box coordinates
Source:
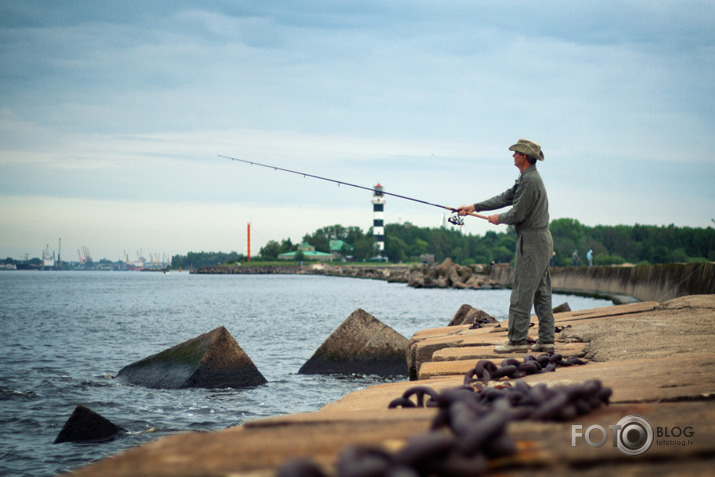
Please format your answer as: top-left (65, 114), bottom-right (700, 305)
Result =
top-left (0, 1), bottom-right (713, 260)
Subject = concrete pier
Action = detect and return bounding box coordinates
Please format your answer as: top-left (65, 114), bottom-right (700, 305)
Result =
top-left (491, 262), bottom-right (715, 302)
top-left (69, 295), bottom-right (715, 477)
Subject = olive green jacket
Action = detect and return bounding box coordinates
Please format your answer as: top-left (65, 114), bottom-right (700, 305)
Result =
top-left (473, 165), bottom-right (550, 235)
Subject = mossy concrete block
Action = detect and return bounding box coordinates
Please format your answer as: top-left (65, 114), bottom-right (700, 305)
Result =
top-left (299, 308), bottom-right (409, 376)
top-left (117, 326), bottom-right (267, 389)
top-left (54, 405), bottom-right (125, 444)
top-left (447, 304), bottom-right (497, 326)
top-left (552, 302), bottom-right (571, 313)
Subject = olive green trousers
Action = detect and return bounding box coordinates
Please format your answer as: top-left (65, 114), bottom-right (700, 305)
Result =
top-left (507, 229), bottom-right (554, 345)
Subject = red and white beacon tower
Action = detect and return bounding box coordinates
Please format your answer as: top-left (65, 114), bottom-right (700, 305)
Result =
top-left (372, 184), bottom-right (386, 261)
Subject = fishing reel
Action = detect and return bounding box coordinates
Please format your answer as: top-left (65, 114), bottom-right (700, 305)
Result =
top-left (448, 214), bottom-right (465, 226)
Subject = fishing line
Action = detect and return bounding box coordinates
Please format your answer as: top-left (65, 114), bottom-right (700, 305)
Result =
top-left (219, 154), bottom-right (488, 224)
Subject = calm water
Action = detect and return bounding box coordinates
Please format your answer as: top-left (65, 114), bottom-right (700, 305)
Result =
top-left (0, 271), bottom-right (611, 476)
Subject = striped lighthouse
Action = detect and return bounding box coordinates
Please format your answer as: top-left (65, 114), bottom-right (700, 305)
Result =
top-left (372, 183), bottom-right (386, 260)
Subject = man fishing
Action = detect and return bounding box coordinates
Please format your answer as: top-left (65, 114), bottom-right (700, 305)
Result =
top-left (456, 139), bottom-right (555, 354)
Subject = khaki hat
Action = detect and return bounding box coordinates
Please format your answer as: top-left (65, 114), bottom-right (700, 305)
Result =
top-left (509, 138), bottom-right (544, 161)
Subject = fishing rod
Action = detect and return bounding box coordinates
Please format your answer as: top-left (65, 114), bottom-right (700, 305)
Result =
top-left (219, 154), bottom-right (488, 225)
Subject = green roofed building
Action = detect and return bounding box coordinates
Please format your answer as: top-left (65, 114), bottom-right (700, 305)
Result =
top-left (329, 240), bottom-right (353, 261)
top-left (277, 242), bottom-right (333, 262)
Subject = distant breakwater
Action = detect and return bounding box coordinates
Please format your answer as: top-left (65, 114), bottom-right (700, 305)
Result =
top-left (193, 265), bottom-right (303, 274)
top-left (193, 261), bottom-right (715, 303)
top-left (191, 264), bottom-right (411, 280)
top-left (192, 260), bottom-right (503, 289)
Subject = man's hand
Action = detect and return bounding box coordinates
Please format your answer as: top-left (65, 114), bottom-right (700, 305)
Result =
top-left (488, 214), bottom-right (500, 225)
top-left (455, 204), bottom-right (475, 216)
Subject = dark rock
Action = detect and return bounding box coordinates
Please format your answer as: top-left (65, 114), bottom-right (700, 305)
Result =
top-left (448, 304), bottom-right (498, 326)
top-left (299, 309), bottom-right (409, 376)
top-left (405, 262), bottom-right (498, 290)
top-left (448, 304), bottom-right (474, 326)
top-left (447, 263), bottom-right (467, 287)
top-left (117, 326), bottom-right (267, 389)
top-left (54, 405), bottom-right (125, 444)
top-left (421, 275), bottom-right (437, 288)
top-left (434, 258), bottom-right (453, 276)
top-left (552, 302), bottom-right (572, 313)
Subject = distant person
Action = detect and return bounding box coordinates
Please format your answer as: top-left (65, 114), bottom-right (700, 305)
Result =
top-left (456, 138), bottom-right (554, 354)
top-left (550, 251), bottom-right (556, 266)
top-left (572, 250), bottom-right (579, 266)
top-left (587, 249), bottom-right (593, 266)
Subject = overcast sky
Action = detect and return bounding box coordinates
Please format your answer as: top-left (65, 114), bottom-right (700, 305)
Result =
top-left (1, 1), bottom-right (713, 262)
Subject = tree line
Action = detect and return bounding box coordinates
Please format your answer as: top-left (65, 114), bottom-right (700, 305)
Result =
top-left (383, 219), bottom-right (713, 266)
top-left (168, 219), bottom-right (714, 268)
top-left (170, 251), bottom-right (243, 270)
top-left (547, 219), bottom-right (713, 266)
